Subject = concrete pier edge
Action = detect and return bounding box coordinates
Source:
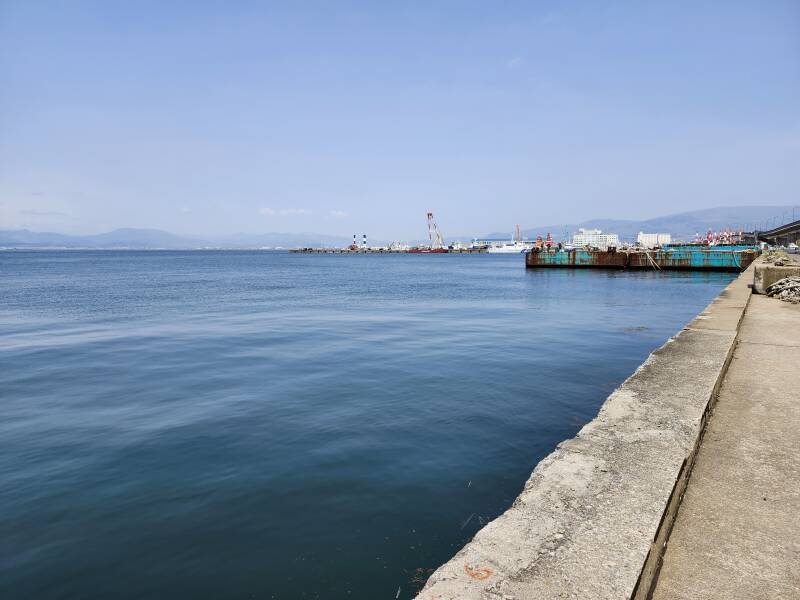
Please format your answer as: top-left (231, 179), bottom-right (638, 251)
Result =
top-left (631, 272), bottom-right (752, 599)
top-left (416, 263), bottom-right (757, 600)
top-left (651, 269), bottom-right (800, 599)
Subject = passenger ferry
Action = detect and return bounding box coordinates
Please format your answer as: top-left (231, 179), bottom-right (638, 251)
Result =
top-left (487, 240), bottom-right (534, 254)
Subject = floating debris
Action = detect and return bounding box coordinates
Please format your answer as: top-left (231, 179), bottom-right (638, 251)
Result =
top-left (409, 568), bottom-right (436, 593)
top-left (460, 512), bottom-right (476, 530)
top-left (766, 276), bottom-right (800, 304)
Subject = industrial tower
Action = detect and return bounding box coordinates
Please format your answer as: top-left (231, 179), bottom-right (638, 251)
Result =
top-left (427, 212), bottom-right (445, 249)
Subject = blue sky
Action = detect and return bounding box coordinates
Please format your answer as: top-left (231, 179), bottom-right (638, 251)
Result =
top-left (1, 1), bottom-right (798, 239)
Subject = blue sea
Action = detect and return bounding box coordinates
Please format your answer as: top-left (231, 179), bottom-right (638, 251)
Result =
top-left (0, 251), bottom-right (734, 599)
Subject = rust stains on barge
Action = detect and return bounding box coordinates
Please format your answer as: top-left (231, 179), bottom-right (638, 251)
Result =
top-left (525, 247), bottom-right (758, 272)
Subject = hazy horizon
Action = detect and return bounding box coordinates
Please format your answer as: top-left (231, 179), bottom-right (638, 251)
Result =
top-left (11, 204), bottom-right (798, 244)
top-left (3, 204), bottom-right (798, 248)
top-left (2, 2), bottom-right (798, 240)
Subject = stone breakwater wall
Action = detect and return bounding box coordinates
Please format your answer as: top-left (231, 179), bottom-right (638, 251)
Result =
top-left (416, 263), bottom-right (755, 600)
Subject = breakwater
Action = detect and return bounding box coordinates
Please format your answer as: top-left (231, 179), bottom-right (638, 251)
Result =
top-left (289, 247), bottom-right (487, 253)
top-left (416, 261), bottom-right (756, 599)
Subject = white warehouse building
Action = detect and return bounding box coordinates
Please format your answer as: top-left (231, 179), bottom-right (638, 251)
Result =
top-left (571, 228), bottom-right (620, 249)
top-left (637, 232), bottom-right (672, 248)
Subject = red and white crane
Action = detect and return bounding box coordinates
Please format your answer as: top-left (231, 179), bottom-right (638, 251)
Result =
top-left (427, 212), bottom-right (445, 249)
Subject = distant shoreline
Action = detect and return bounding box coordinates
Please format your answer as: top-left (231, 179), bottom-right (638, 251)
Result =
top-left (0, 247), bottom-right (293, 251)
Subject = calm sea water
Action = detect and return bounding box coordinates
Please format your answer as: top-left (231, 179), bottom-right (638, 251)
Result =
top-left (0, 251), bottom-right (734, 599)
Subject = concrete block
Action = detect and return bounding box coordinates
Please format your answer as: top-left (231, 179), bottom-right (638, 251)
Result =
top-left (753, 264), bottom-right (800, 294)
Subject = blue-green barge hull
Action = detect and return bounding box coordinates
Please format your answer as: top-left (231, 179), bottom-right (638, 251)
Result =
top-left (525, 248), bottom-right (758, 272)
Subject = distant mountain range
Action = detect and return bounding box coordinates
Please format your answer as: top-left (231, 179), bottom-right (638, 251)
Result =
top-left (2, 205), bottom-right (796, 249)
top-left (483, 205), bottom-right (797, 242)
top-left (0, 228), bottom-right (360, 249)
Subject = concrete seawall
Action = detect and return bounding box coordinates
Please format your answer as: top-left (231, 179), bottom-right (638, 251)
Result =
top-left (416, 265), bottom-right (755, 599)
top-left (752, 259), bottom-right (800, 293)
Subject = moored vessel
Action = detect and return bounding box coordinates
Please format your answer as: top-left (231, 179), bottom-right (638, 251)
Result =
top-left (408, 248), bottom-right (449, 254)
top-left (487, 241), bottom-right (533, 254)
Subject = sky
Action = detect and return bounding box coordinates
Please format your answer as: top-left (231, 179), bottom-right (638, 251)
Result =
top-left (1, 1), bottom-right (798, 240)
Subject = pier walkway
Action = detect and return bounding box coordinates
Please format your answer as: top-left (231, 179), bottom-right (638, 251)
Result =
top-left (651, 293), bottom-right (800, 599)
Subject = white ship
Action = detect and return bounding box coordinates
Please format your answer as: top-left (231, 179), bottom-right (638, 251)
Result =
top-left (486, 225), bottom-right (533, 253)
top-left (487, 240), bottom-right (533, 253)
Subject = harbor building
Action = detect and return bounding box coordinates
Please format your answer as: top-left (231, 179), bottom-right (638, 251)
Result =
top-left (637, 232), bottom-right (672, 248)
top-left (572, 228), bottom-right (620, 249)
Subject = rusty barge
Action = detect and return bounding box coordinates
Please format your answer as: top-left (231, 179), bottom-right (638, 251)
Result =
top-left (525, 246), bottom-right (758, 272)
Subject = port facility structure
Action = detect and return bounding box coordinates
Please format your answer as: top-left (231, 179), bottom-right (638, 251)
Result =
top-left (756, 217), bottom-right (800, 246)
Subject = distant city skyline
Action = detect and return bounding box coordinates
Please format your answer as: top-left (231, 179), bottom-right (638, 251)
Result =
top-left (1, 2), bottom-right (798, 239)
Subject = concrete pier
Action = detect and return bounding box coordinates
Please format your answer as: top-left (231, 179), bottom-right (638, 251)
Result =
top-left (651, 292), bottom-right (800, 598)
top-left (289, 247), bottom-right (487, 253)
top-left (416, 258), bottom-right (798, 599)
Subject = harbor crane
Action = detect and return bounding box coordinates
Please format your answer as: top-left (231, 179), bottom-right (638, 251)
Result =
top-left (427, 212), bottom-right (445, 249)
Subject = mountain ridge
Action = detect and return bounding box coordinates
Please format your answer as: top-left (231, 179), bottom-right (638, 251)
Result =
top-left (2, 206), bottom-right (796, 248)
top-left (0, 228), bottom-right (359, 249)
